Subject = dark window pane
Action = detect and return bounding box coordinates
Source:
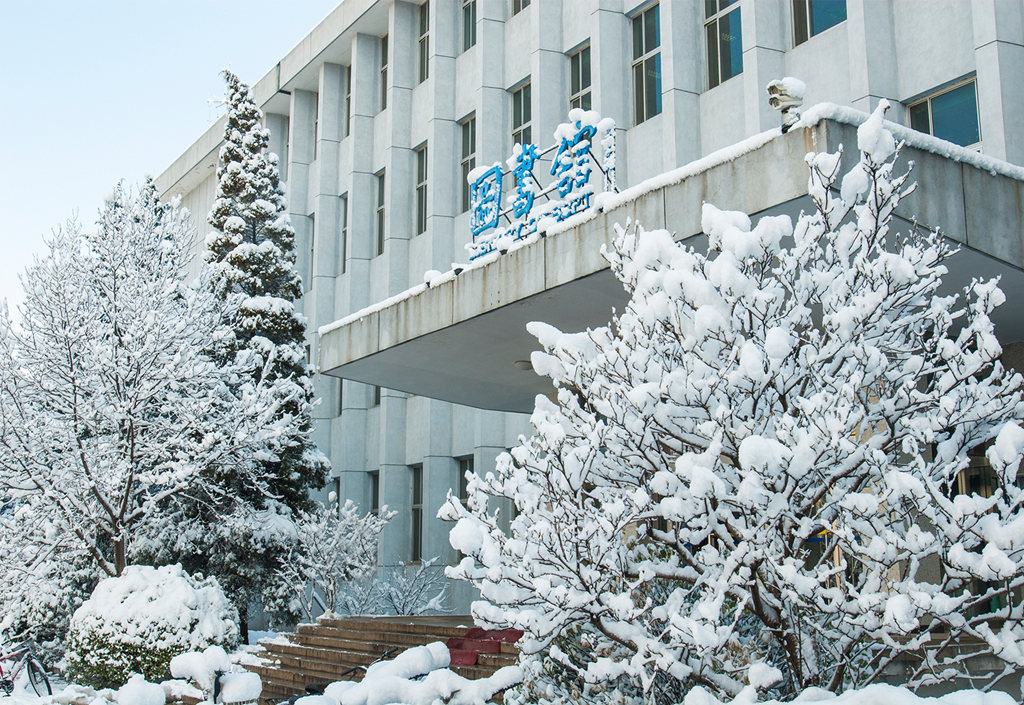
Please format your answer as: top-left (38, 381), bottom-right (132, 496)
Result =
top-left (581, 91), bottom-right (592, 111)
top-left (794, 0), bottom-right (809, 45)
top-left (909, 102), bottom-right (930, 134)
top-left (632, 15), bottom-right (644, 60)
top-left (706, 21), bottom-right (720, 88)
top-left (634, 62), bottom-right (646, 122)
top-left (571, 52), bottom-right (581, 95)
top-left (720, 8), bottom-right (742, 81)
top-left (645, 5), bottom-right (660, 54)
top-left (523, 84), bottom-right (531, 120)
top-left (645, 54), bottom-right (661, 119)
top-left (931, 82), bottom-right (980, 146)
top-left (523, 126), bottom-right (531, 145)
top-left (810, 0), bottom-right (846, 36)
top-left (581, 47), bottom-right (591, 89)
top-left (705, 0), bottom-right (717, 18)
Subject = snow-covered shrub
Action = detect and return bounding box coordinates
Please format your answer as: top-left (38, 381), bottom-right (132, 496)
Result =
top-left (66, 565), bottom-right (239, 687)
top-left (264, 499), bottom-right (390, 624)
top-left (443, 101), bottom-right (1024, 701)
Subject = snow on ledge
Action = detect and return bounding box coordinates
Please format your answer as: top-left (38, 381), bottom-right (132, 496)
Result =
top-left (317, 102), bottom-right (1024, 341)
top-left (797, 102), bottom-right (1024, 181)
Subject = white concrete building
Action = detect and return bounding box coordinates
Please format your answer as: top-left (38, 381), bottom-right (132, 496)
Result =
top-left (157, 0), bottom-right (1024, 612)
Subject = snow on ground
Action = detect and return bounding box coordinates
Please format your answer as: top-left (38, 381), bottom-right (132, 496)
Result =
top-left (0, 677), bottom-right (1018, 705)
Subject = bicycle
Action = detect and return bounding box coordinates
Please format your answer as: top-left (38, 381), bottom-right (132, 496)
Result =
top-left (0, 639), bottom-right (52, 697)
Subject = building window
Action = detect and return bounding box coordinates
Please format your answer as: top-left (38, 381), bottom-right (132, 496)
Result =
top-left (344, 65), bottom-right (352, 138)
top-left (706, 0), bottom-right (742, 89)
top-left (410, 464), bottom-right (423, 562)
top-left (457, 456), bottom-right (474, 504)
top-left (512, 0), bottom-right (529, 16)
top-left (415, 145), bottom-right (428, 235)
top-left (369, 471), bottom-right (380, 515)
top-left (463, 0), bottom-right (477, 51)
top-left (418, 2), bottom-right (430, 83)
top-left (908, 80), bottom-right (981, 149)
top-left (631, 5), bottom-right (661, 124)
top-left (339, 194), bottom-right (348, 275)
top-left (569, 45), bottom-right (592, 111)
top-left (460, 116), bottom-right (476, 213)
top-left (370, 384), bottom-right (381, 407)
top-left (512, 82), bottom-right (531, 147)
top-left (375, 171), bottom-right (386, 256)
top-left (337, 378), bottom-right (344, 416)
top-left (379, 35), bottom-right (389, 111)
top-left (794, 0), bottom-right (846, 45)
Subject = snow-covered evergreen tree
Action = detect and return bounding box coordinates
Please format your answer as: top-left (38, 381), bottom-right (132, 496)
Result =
top-left (152, 70), bottom-right (328, 635)
top-left (443, 103), bottom-right (1024, 701)
top-left (0, 181), bottom-right (272, 651)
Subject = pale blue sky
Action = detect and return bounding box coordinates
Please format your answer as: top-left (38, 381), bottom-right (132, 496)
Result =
top-left (0, 0), bottom-right (339, 313)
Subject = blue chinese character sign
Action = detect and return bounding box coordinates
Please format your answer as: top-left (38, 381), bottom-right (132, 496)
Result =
top-left (467, 109), bottom-right (617, 260)
top-left (470, 164), bottom-right (503, 236)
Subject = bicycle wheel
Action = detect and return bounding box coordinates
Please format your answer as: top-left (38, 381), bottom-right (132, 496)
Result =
top-left (26, 659), bottom-right (51, 696)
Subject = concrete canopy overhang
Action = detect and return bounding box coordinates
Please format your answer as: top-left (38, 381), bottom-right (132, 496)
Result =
top-left (319, 115), bottom-right (1024, 414)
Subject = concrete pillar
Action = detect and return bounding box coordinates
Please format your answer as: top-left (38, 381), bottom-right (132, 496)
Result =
top-left (593, 0), bottom-right (630, 185)
top-left (846, 0), bottom-right (900, 115)
top-left (377, 389), bottom-right (410, 564)
top-left (288, 89), bottom-right (317, 288)
top-left (266, 112), bottom-right (290, 182)
top-left (741, 0), bottom-right (789, 135)
top-left (478, 0), bottom-right (508, 171)
top-left (530, 0), bottom-right (564, 148)
top-left (660, 1), bottom-right (703, 167)
top-left (972, 0), bottom-right (1024, 164)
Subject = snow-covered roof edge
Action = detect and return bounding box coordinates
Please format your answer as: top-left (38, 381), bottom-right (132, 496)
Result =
top-left (317, 103), bottom-right (1024, 340)
top-left (797, 102), bottom-right (1024, 181)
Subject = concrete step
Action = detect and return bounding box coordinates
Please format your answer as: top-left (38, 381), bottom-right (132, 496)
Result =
top-left (249, 616), bottom-right (520, 705)
top-left (295, 625), bottom-right (458, 647)
top-left (315, 617), bottom-right (473, 639)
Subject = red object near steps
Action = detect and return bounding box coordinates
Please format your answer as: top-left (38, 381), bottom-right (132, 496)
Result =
top-left (446, 627), bottom-right (524, 666)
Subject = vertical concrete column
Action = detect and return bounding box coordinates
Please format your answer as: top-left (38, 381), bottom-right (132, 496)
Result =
top-left (333, 395), bottom-right (369, 506)
top-left (289, 89), bottom-right (317, 289)
top-left (309, 64), bottom-right (346, 470)
top-left (478, 0), bottom-right (508, 172)
top-left (378, 390), bottom-right (410, 565)
top-left (379, 2), bottom-right (416, 296)
top-left (422, 400), bottom-right (457, 564)
top-left (740, 0), bottom-right (788, 136)
top-left (426, 0), bottom-right (458, 269)
top-left (971, 0), bottom-right (1024, 164)
top-left (846, 0), bottom-right (899, 115)
top-left (345, 33), bottom-right (383, 315)
top-left (475, 410), bottom-right (514, 530)
top-left (530, 1), bottom-right (564, 146)
top-left (593, 1), bottom-right (630, 185)
top-left (266, 112), bottom-right (290, 182)
top-left (659, 1), bottom-right (703, 167)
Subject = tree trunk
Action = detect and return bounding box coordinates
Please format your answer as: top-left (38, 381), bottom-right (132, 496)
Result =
top-left (113, 537), bottom-right (126, 576)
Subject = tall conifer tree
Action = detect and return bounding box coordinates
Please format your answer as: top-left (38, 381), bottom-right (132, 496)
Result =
top-left (149, 71), bottom-right (328, 636)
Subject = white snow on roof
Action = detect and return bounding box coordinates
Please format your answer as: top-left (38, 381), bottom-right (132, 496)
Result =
top-left (317, 102), bottom-right (1024, 343)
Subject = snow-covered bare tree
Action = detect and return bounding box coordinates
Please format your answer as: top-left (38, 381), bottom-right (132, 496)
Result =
top-left (266, 499), bottom-right (391, 624)
top-left (443, 102), bottom-right (1024, 701)
top-left (149, 70), bottom-right (328, 636)
top-left (0, 181), bottom-right (277, 647)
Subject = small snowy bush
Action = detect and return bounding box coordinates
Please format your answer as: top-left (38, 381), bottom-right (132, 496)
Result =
top-left (66, 564), bottom-right (239, 687)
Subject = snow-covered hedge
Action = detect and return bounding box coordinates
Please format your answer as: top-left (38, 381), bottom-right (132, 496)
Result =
top-left (66, 564), bottom-right (239, 687)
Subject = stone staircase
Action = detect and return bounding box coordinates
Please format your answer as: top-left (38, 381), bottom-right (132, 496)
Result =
top-left (244, 616), bottom-right (520, 704)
